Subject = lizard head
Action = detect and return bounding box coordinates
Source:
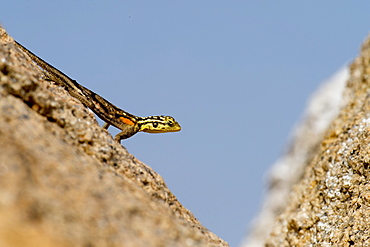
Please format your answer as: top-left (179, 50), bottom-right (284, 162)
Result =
top-left (138, 116), bottom-right (181, 134)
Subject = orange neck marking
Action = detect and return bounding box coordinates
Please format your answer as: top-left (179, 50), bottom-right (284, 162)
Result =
top-left (120, 117), bottom-right (135, 126)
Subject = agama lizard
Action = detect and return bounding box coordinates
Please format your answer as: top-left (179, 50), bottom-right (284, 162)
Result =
top-left (14, 40), bottom-right (181, 142)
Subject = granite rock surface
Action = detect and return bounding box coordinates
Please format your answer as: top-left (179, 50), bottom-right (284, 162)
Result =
top-left (263, 36), bottom-right (370, 246)
top-left (0, 27), bottom-right (228, 247)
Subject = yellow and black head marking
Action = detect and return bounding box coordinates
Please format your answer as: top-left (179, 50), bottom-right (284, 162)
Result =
top-left (138, 115), bottom-right (181, 133)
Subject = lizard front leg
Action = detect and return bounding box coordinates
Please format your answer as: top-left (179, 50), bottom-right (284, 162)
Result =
top-left (114, 125), bottom-right (140, 142)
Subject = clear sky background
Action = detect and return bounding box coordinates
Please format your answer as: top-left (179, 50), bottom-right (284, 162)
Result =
top-left (2, 2), bottom-right (370, 246)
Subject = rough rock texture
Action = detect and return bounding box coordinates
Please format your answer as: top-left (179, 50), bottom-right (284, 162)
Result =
top-left (0, 27), bottom-right (228, 247)
top-left (263, 37), bottom-right (370, 245)
top-left (242, 68), bottom-right (349, 247)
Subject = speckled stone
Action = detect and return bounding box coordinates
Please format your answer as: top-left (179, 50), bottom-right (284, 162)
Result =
top-left (243, 67), bottom-right (348, 247)
top-left (265, 36), bottom-right (370, 246)
top-left (0, 27), bottom-right (228, 247)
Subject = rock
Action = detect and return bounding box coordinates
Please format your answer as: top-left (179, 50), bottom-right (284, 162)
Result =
top-left (242, 67), bottom-right (349, 247)
top-left (0, 27), bottom-right (228, 247)
top-left (246, 35), bottom-right (370, 245)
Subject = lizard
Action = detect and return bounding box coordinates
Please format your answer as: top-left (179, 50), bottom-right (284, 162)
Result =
top-left (14, 40), bottom-right (181, 142)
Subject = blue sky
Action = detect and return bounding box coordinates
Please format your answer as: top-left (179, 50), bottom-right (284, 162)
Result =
top-left (2, 2), bottom-right (370, 246)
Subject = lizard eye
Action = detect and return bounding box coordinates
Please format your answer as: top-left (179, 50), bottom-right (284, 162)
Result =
top-left (168, 120), bottom-right (173, 126)
top-left (152, 122), bottom-right (158, 128)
